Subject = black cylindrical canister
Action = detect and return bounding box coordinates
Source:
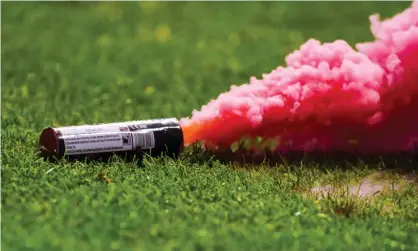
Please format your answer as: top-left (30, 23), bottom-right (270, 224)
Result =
top-left (39, 118), bottom-right (184, 161)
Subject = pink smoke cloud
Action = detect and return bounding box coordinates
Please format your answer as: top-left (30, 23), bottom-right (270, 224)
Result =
top-left (181, 1), bottom-right (418, 154)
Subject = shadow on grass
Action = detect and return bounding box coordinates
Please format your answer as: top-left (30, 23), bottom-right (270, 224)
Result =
top-left (181, 143), bottom-right (418, 171)
top-left (38, 148), bottom-right (180, 168)
top-left (39, 141), bottom-right (418, 172)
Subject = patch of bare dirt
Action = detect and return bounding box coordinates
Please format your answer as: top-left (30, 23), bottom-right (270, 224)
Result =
top-left (310, 168), bottom-right (417, 199)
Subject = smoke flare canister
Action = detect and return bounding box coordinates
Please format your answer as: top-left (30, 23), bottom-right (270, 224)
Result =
top-left (39, 118), bottom-right (184, 160)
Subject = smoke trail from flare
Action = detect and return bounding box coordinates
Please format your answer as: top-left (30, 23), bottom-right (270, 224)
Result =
top-left (180, 1), bottom-right (418, 154)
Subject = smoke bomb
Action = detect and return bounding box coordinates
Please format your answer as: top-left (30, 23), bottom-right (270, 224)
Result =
top-left (39, 118), bottom-right (184, 161)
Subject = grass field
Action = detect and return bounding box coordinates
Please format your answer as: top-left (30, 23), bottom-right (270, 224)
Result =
top-left (2, 1), bottom-right (418, 251)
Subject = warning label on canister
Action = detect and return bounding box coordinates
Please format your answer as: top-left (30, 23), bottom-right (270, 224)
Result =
top-left (55, 118), bottom-right (179, 137)
top-left (62, 131), bottom-right (155, 155)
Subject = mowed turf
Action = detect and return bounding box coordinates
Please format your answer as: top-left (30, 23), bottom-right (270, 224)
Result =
top-left (2, 1), bottom-right (418, 251)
